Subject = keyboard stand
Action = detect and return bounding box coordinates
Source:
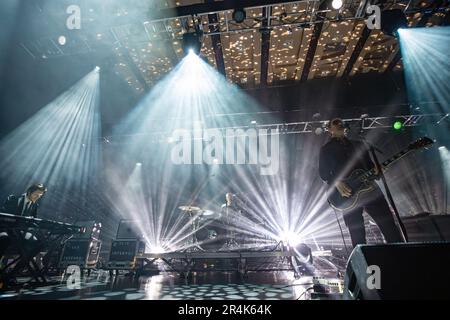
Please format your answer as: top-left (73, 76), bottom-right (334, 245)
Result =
top-left (0, 229), bottom-right (48, 288)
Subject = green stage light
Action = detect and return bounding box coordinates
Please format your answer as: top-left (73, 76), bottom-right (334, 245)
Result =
top-left (393, 121), bottom-right (403, 130)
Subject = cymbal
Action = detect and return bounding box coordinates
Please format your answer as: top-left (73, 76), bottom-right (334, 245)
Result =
top-left (178, 206), bottom-right (202, 212)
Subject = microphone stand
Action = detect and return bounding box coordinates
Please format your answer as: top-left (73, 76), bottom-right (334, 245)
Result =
top-left (359, 134), bottom-right (408, 243)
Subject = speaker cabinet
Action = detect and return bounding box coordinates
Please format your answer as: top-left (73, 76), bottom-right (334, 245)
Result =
top-left (343, 242), bottom-right (450, 300)
top-left (107, 240), bottom-right (146, 269)
top-left (59, 239), bottom-right (102, 269)
top-left (116, 220), bottom-right (141, 240)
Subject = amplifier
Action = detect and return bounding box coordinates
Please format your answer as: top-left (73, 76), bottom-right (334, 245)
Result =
top-left (107, 240), bottom-right (146, 269)
top-left (116, 220), bottom-right (142, 240)
top-left (59, 239), bottom-right (101, 269)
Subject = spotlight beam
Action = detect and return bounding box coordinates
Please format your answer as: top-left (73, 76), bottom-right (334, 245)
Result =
top-left (385, 4), bottom-right (440, 74)
top-left (0, 70), bottom-right (102, 228)
top-left (0, 68), bottom-right (100, 198)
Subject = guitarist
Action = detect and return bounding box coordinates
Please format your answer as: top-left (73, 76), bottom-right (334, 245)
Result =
top-left (319, 118), bottom-right (402, 247)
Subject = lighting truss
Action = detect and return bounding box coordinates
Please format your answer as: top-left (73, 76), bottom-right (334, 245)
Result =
top-left (20, 33), bottom-right (93, 60)
top-left (20, 0), bottom-right (447, 60)
top-left (102, 113), bottom-right (446, 145)
top-left (135, 0), bottom-right (448, 38)
top-left (144, 0), bottom-right (385, 37)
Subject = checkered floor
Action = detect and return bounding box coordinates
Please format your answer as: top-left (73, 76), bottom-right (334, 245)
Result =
top-left (0, 270), bottom-right (342, 300)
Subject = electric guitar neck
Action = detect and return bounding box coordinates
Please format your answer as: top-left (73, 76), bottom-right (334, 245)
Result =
top-left (328, 137), bottom-right (434, 211)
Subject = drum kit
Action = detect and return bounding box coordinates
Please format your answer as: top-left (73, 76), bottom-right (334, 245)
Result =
top-left (178, 205), bottom-right (241, 251)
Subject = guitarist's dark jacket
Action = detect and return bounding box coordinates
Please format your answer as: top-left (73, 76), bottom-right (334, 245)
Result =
top-left (319, 138), bottom-right (374, 185)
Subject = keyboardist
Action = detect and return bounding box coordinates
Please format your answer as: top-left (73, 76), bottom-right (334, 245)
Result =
top-left (2, 183), bottom-right (47, 218)
top-left (0, 183), bottom-right (47, 267)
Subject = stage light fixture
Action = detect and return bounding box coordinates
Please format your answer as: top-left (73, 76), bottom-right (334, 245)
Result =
top-left (439, 146), bottom-right (446, 150)
top-left (381, 9), bottom-right (408, 37)
top-left (393, 121), bottom-right (403, 130)
top-left (232, 8), bottom-right (246, 23)
top-left (58, 35), bottom-right (66, 46)
top-left (331, 0), bottom-right (343, 10)
top-left (136, 162), bottom-right (142, 166)
top-left (182, 32), bottom-right (202, 55)
top-left (293, 243), bottom-right (313, 264)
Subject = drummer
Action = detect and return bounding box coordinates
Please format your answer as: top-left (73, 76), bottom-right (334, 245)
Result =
top-left (220, 193), bottom-right (242, 224)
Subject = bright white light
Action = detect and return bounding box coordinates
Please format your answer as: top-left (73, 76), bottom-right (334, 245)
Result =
top-left (213, 158), bottom-right (219, 164)
top-left (332, 0), bottom-right (343, 10)
top-left (95, 66), bottom-right (100, 71)
top-left (167, 137), bottom-right (175, 143)
top-left (439, 146), bottom-right (446, 150)
top-left (58, 35), bottom-right (66, 46)
top-left (149, 245), bottom-right (165, 254)
top-left (173, 53), bottom-right (208, 92)
top-left (398, 27), bottom-right (449, 127)
top-left (136, 162), bottom-right (142, 166)
top-left (279, 231), bottom-right (302, 246)
top-left (250, 120), bottom-right (257, 125)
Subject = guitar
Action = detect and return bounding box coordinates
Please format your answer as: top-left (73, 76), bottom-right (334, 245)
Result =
top-left (327, 137), bottom-right (434, 211)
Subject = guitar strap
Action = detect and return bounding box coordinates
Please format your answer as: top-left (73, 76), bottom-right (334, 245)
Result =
top-left (367, 144), bottom-right (408, 243)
